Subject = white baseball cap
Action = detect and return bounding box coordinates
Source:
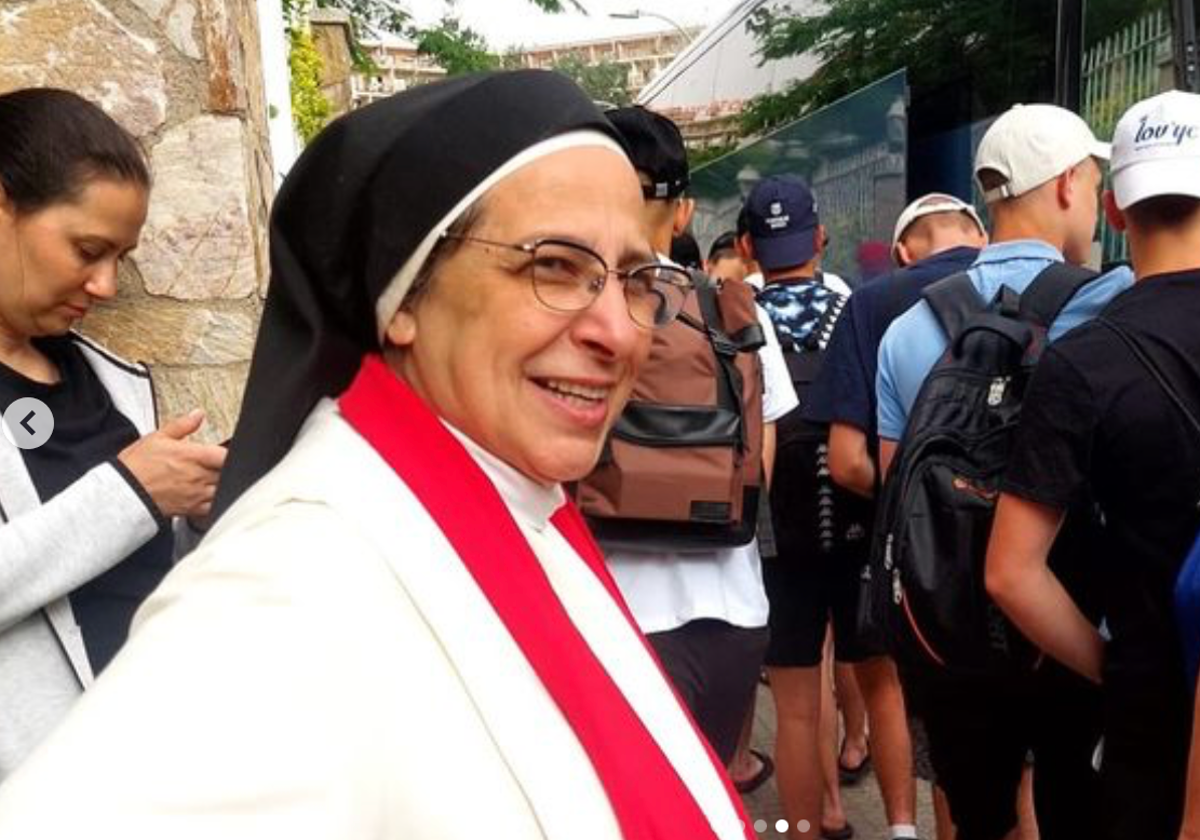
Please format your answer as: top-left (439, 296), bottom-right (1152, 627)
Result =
top-left (974, 104), bottom-right (1110, 203)
top-left (1111, 90), bottom-right (1200, 210)
top-left (891, 193), bottom-right (986, 258)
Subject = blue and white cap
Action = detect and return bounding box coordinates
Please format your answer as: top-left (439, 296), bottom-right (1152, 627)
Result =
top-left (1111, 89), bottom-right (1200, 210)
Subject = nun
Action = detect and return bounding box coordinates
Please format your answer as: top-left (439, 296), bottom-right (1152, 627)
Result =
top-left (0, 71), bottom-right (755, 839)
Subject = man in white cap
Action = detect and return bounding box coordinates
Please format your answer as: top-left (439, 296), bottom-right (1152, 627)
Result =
top-left (891, 193), bottom-right (987, 269)
top-left (875, 103), bottom-right (1134, 840)
top-left (988, 89), bottom-right (1200, 840)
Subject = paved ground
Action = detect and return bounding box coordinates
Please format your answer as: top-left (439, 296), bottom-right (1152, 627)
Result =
top-left (739, 684), bottom-right (937, 840)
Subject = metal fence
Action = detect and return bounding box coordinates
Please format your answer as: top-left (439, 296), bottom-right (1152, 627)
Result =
top-left (1082, 9), bottom-right (1173, 264)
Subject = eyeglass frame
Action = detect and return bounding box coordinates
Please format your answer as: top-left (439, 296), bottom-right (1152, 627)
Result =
top-left (438, 231), bottom-right (694, 329)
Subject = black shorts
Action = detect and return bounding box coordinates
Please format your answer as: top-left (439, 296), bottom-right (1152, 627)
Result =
top-left (647, 619), bottom-right (770, 764)
top-left (900, 660), bottom-right (1102, 840)
top-left (762, 542), bottom-right (878, 668)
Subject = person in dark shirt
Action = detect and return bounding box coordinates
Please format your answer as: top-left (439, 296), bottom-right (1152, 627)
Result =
top-left (805, 192), bottom-right (985, 840)
top-left (987, 90), bottom-right (1200, 840)
top-left (0, 88), bottom-right (225, 781)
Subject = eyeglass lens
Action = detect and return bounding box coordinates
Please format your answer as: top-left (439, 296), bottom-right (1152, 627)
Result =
top-left (529, 241), bottom-right (690, 328)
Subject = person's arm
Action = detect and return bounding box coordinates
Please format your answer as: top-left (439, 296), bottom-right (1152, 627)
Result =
top-left (761, 422), bottom-right (776, 492)
top-left (0, 412), bottom-right (225, 633)
top-left (0, 462), bottom-right (160, 634)
top-left (1181, 687), bottom-right (1200, 840)
top-left (878, 438), bottom-right (898, 484)
top-left (985, 492), bottom-right (1104, 683)
top-left (828, 422), bottom-right (873, 498)
top-left (875, 320), bottom-right (912, 479)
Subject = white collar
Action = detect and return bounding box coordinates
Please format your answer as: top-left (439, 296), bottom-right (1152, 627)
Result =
top-left (444, 423), bottom-right (565, 532)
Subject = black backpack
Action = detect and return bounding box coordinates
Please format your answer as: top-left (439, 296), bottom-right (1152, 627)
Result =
top-left (859, 263), bottom-right (1097, 676)
top-left (760, 282), bottom-right (872, 560)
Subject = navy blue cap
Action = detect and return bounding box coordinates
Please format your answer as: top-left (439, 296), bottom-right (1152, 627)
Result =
top-left (743, 175), bottom-right (819, 271)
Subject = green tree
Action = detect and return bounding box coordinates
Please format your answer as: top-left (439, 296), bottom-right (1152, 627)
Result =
top-left (411, 15), bottom-right (500, 74)
top-left (551, 53), bottom-right (632, 107)
top-left (740, 0), bottom-right (1165, 136)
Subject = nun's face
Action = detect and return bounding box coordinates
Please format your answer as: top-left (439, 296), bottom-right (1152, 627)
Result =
top-left (387, 146), bottom-right (654, 485)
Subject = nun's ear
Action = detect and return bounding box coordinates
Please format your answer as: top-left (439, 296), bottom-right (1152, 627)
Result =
top-left (385, 309), bottom-right (418, 347)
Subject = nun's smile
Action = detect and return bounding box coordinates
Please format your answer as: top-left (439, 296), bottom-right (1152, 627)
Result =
top-left (387, 145), bottom-right (654, 486)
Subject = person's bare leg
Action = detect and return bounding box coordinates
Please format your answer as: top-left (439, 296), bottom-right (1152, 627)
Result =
top-left (933, 784), bottom-right (956, 840)
top-left (1016, 764), bottom-right (1039, 840)
top-left (769, 666), bottom-right (823, 839)
top-left (855, 655), bottom-right (917, 826)
top-left (728, 692), bottom-right (764, 785)
top-left (820, 642), bottom-right (850, 834)
top-left (835, 661), bottom-right (869, 773)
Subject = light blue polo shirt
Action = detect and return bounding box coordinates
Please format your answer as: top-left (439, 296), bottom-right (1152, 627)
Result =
top-left (875, 240), bottom-right (1134, 441)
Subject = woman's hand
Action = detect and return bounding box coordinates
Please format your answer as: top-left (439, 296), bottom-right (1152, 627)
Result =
top-left (118, 410), bottom-right (227, 519)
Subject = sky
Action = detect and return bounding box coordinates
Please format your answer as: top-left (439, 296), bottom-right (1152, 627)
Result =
top-left (403, 0), bottom-right (734, 50)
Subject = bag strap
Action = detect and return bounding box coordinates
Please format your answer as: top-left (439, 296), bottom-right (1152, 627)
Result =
top-left (695, 281), bottom-right (748, 449)
top-left (1017, 262), bottom-right (1098, 327)
top-left (1098, 318), bottom-right (1200, 440)
top-left (922, 271), bottom-right (985, 340)
top-left (802, 293), bottom-right (844, 352)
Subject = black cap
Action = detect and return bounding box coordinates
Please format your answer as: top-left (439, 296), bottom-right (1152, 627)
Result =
top-left (606, 105), bottom-right (689, 199)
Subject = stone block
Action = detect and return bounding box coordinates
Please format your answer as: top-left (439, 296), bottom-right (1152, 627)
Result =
top-left (0, 0), bottom-right (167, 135)
top-left (81, 300), bottom-right (258, 366)
top-left (137, 114), bottom-right (258, 301)
top-left (126, 0), bottom-right (199, 59)
top-left (201, 0), bottom-right (245, 112)
top-left (150, 362), bottom-right (249, 443)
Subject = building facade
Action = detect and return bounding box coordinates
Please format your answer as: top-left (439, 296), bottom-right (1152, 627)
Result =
top-left (351, 34), bottom-right (447, 108)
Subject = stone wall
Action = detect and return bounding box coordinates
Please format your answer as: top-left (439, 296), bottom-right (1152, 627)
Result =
top-left (310, 8), bottom-right (353, 119)
top-left (0, 0), bottom-right (274, 442)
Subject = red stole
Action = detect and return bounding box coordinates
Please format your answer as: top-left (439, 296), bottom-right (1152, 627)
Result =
top-left (339, 355), bottom-right (752, 839)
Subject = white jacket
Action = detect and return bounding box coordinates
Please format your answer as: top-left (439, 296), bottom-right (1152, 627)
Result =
top-left (0, 400), bottom-right (744, 839)
top-left (0, 334), bottom-right (161, 780)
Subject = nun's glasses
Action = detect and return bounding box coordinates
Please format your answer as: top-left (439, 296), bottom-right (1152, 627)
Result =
top-left (441, 233), bottom-right (694, 329)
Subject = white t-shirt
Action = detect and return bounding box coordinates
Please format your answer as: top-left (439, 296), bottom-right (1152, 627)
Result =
top-left (605, 305), bottom-right (799, 634)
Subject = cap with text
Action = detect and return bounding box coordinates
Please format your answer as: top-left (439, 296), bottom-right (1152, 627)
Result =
top-left (1111, 89), bottom-right (1200, 210)
top-left (743, 174), bottom-right (820, 271)
top-left (974, 103), bottom-right (1110, 203)
top-left (891, 192), bottom-right (986, 258)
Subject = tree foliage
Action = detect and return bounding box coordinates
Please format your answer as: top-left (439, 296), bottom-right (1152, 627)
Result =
top-left (552, 53), bottom-right (632, 107)
top-left (411, 15), bottom-right (499, 74)
top-left (288, 25), bottom-right (332, 144)
top-left (740, 0), bottom-right (1167, 136)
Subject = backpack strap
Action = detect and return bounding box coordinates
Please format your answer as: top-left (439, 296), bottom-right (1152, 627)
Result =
top-left (1099, 317), bottom-right (1200, 511)
top-left (1017, 262), bottom-right (1098, 328)
top-left (1098, 318), bottom-right (1200, 440)
top-left (922, 271), bottom-right (985, 340)
top-left (695, 281), bottom-right (748, 449)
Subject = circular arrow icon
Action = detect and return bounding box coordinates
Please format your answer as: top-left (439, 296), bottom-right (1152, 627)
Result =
top-left (2, 397), bottom-right (54, 450)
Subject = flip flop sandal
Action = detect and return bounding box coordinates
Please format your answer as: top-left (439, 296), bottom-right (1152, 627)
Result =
top-left (837, 750), bottom-right (871, 785)
top-left (820, 820), bottom-right (855, 840)
top-left (733, 748), bottom-right (774, 794)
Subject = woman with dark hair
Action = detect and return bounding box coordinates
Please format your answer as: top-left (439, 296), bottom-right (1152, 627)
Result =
top-left (0, 72), bottom-right (754, 839)
top-left (0, 88), bottom-right (224, 781)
